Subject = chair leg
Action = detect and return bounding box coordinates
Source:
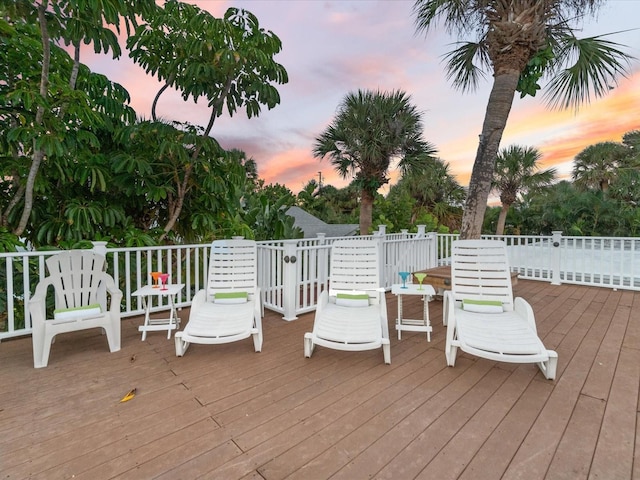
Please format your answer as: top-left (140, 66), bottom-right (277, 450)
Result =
top-left (445, 325), bottom-right (458, 367)
top-left (175, 332), bottom-right (190, 357)
top-left (304, 333), bottom-right (314, 358)
top-left (382, 341), bottom-right (391, 365)
top-left (444, 300), bottom-right (458, 367)
top-left (539, 351), bottom-right (558, 380)
top-left (32, 328), bottom-right (46, 369)
top-left (252, 330), bottom-right (263, 352)
top-left (445, 343), bottom-right (458, 367)
top-left (39, 332), bottom-right (55, 368)
top-left (105, 322), bottom-right (121, 353)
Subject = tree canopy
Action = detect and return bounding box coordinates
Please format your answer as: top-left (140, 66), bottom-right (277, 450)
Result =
top-left (413, 0), bottom-right (632, 239)
top-left (313, 89), bottom-right (437, 234)
top-left (0, 0), bottom-right (290, 250)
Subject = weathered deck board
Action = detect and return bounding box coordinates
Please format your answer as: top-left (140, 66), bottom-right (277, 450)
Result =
top-left (0, 280), bottom-right (638, 479)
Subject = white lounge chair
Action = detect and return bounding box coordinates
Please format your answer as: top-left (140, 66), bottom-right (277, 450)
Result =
top-left (304, 239), bottom-right (390, 364)
top-left (444, 240), bottom-right (558, 379)
top-left (175, 239), bottom-right (262, 356)
top-left (30, 250), bottom-right (122, 368)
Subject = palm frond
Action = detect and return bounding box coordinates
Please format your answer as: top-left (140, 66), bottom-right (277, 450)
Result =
top-left (543, 33), bottom-right (633, 111)
top-left (442, 41), bottom-right (489, 93)
top-left (413, 0), bottom-right (482, 37)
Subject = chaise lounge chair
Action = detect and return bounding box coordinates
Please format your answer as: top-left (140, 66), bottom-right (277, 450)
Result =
top-left (175, 239), bottom-right (262, 356)
top-left (444, 239), bottom-right (558, 379)
top-left (304, 239), bottom-right (390, 364)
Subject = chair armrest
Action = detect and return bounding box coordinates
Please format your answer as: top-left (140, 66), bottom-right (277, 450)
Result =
top-left (29, 278), bottom-right (54, 326)
top-left (316, 289), bottom-right (329, 318)
top-left (99, 273), bottom-right (123, 316)
top-left (188, 289), bottom-right (207, 319)
top-left (253, 287), bottom-right (262, 328)
top-left (443, 290), bottom-right (456, 327)
top-left (378, 292), bottom-right (389, 340)
top-left (514, 297), bottom-right (537, 332)
top-left (30, 276), bottom-right (53, 304)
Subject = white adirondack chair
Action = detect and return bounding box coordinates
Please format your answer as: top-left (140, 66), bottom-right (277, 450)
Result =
top-left (444, 240), bottom-right (558, 379)
top-left (304, 239), bottom-right (391, 364)
top-left (175, 239), bottom-right (262, 356)
top-left (30, 251), bottom-right (122, 368)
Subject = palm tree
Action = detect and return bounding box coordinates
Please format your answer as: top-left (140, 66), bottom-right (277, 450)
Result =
top-left (391, 157), bottom-right (465, 229)
top-left (313, 89), bottom-right (437, 235)
top-left (572, 141), bottom-right (627, 192)
top-left (413, 0), bottom-right (631, 239)
top-left (492, 145), bottom-right (556, 235)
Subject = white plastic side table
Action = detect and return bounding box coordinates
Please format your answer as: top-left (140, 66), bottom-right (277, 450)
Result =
top-left (132, 284), bottom-right (185, 340)
top-left (391, 283), bottom-right (436, 341)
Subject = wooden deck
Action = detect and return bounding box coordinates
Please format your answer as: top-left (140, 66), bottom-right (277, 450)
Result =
top-left (1, 280), bottom-right (639, 479)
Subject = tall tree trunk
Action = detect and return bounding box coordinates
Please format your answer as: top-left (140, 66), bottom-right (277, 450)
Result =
top-left (70, 43), bottom-right (81, 89)
top-left (14, 5), bottom-right (50, 237)
top-left (460, 72), bottom-right (519, 239)
top-left (1, 125), bottom-right (22, 226)
top-left (359, 189), bottom-right (374, 235)
top-left (496, 203), bottom-right (510, 235)
top-left (159, 164), bottom-right (192, 242)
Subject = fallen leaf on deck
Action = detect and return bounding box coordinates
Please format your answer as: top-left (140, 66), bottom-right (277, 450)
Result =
top-left (120, 388), bottom-right (137, 403)
top-left (130, 354), bottom-right (137, 363)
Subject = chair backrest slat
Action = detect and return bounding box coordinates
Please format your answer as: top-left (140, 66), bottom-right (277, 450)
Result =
top-left (329, 240), bottom-right (380, 293)
top-left (45, 251), bottom-right (106, 310)
top-left (451, 240), bottom-right (514, 311)
top-left (206, 239), bottom-right (257, 300)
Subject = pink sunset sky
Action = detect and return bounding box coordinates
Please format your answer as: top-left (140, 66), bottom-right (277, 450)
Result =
top-left (82, 0), bottom-right (640, 194)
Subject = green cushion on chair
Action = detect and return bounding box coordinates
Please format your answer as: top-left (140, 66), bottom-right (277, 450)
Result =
top-left (53, 303), bottom-right (102, 320)
top-left (462, 298), bottom-right (503, 313)
top-left (335, 293), bottom-right (370, 307)
top-left (214, 291), bottom-right (248, 304)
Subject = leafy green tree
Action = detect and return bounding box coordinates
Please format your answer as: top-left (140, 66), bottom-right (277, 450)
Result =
top-left (227, 149), bottom-right (261, 194)
top-left (388, 157), bottom-right (465, 231)
top-left (125, 3), bottom-right (287, 237)
top-left (492, 145), bottom-right (556, 235)
top-left (296, 180), bottom-right (321, 213)
top-left (607, 168), bottom-right (640, 208)
top-left (128, 3), bottom-right (287, 125)
top-left (313, 89), bottom-right (437, 235)
top-left (413, 0), bottom-right (631, 239)
top-left (304, 183), bottom-right (360, 225)
top-left (242, 184), bottom-right (301, 241)
top-left (518, 180), bottom-right (631, 236)
top-left (1, 0), bottom-right (151, 237)
top-left (572, 141), bottom-right (627, 192)
top-left (621, 130), bottom-right (640, 164)
top-left (1, 30), bottom-right (137, 245)
top-left (374, 189), bottom-right (415, 232)
top-left (112, 120), bottom-right (247, 243)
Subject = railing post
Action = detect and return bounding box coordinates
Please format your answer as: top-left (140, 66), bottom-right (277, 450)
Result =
top-left (373, 228), bottom-right (387, 287)
top-left (551, 231), bottom-right (563, 285)
top-left (91, 241), bottom-right (109, 271)
top-left (427, 232), bottom-right (437, 268)
top-left (91, 241), bottom-right (108, 257)
top-left (317, 234), bottom-right (328, 293)
top-left (282, 240), bottom-right (298, 321)
top-left (416, 225), bottom-right (426, 238)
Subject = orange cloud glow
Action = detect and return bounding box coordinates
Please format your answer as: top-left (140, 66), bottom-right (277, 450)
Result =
top-left (438, 71), bottom-right (640, 187)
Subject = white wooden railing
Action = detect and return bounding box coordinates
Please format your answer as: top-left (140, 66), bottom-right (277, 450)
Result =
top-left (1, 229), bottom-right (638, 340)
top-left (437, 231), bottom-right (640, 289)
